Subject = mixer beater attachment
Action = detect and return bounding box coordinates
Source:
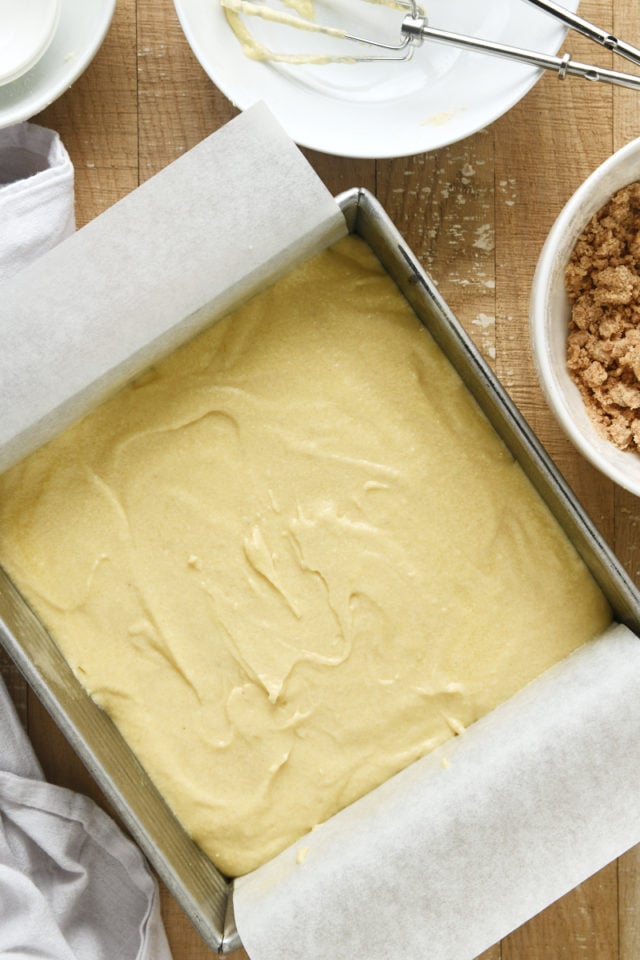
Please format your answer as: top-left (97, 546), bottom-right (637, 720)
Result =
top-left (221, 0), bottom-right (640, 90)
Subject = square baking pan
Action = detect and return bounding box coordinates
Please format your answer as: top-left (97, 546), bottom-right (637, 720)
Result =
top-left (0, 187), bottom-right (639, 954)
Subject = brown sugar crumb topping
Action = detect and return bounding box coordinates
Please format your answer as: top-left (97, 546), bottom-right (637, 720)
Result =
top-left (565, 182), bottom-right (640, 453)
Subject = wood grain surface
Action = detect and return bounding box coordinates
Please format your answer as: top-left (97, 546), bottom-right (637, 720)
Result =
top-left (2, 0), bottom-right (639, 956)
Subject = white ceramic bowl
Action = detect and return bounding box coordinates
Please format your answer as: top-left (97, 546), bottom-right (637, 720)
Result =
top-left (0, 0), bottom-right (61, 86)
top-left (530, 136), bottom-right (640, 498)
top-left (0, 0), bottom-right (116, 128)
top-left (173, 0), bottom-right (577, 159)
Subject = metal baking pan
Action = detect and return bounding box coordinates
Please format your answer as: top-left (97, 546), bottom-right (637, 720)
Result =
top-left (0, 187), bottom-right (639, 955)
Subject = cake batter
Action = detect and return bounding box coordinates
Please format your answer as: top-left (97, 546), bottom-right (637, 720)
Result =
top-left (0, 236), bottom-right (611, 876)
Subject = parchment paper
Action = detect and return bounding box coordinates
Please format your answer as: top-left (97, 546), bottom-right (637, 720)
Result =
top-left (0, 103), bottom-right (347, 473)
top-left (234, 622), bottom-right (640, 960)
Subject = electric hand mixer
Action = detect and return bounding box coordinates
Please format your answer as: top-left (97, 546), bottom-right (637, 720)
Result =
top-left (221, 0), bottom-right (640, 90)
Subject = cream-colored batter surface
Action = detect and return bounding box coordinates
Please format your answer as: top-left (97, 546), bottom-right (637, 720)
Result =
top-left (0, 236), bottom-right (610, 876)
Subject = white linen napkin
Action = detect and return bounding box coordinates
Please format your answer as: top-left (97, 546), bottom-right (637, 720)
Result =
top-left (0, 673), bottom-right (173, 960)
top-left (0, 122), bottom-right (75, 283)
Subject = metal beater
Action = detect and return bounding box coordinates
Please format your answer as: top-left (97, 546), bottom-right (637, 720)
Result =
top-left (222, 0), bottom-right (640, 90)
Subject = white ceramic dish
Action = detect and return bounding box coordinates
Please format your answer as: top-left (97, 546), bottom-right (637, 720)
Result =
top-left (530, 136), bottom-right (640, 498)
top-left (173, 0), bottom-right (577, 158)
top-left (0, 0), bottom-right (116, 128)
top-left (0, 0), bottom-right (61, 87)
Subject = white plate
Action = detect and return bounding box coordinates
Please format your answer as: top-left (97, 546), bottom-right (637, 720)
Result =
top-left (173, 0), bottom-right (578, 158)
top-left (0, 0), bottom-right (116, 128)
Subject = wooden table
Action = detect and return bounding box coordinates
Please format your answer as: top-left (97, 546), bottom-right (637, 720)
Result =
top-left (1, 0), bottom-right (639, 956)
